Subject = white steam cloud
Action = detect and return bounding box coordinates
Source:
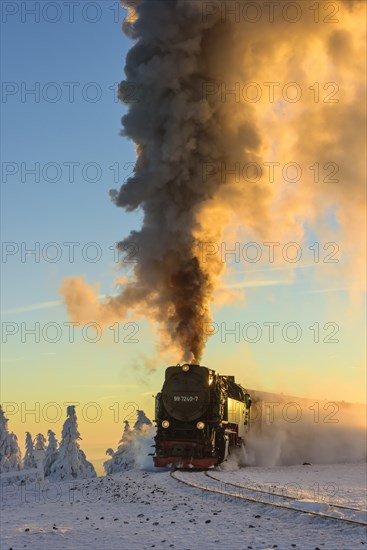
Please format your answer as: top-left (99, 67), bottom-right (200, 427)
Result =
top-left (223, 392), bottom-right (366, 469)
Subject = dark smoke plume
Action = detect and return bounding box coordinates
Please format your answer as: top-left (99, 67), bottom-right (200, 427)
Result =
top-left (61, 0), bottom-right (366, 361)
top-left (110, 0), bottom-right (266, 361)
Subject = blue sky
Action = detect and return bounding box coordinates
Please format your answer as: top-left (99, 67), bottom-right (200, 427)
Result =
top-left (2, 3), bottom-right (137, 309)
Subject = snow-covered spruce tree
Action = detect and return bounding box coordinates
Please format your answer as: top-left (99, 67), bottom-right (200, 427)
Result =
top-left (0, 407), bottom-right (22, 473)
top-left (104, 420), bottom-right (135, 474)
top-left (23, 432), bottom-right (36, 469)
top-left (104, 411), bottom-right (154, 474)
top-left (34, 433), bottom-right (46, 450)
top-left (134, 410), bottom-right (152, 433)
top-left (44, 430), bottom-right (59, 477)
top-left (49, 406), bottom-right (96, 481)
top-left (133, 410), bottom-right (155, 469)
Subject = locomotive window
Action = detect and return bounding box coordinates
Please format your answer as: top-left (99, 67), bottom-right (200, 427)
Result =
top-left (227, 398), bottom-right (243, 424)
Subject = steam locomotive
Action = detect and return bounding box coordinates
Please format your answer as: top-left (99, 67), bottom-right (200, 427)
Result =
top-left (153, 364), bottom-right (251, 469)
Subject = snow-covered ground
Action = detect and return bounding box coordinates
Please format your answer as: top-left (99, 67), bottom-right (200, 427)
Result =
top-left (1, 462), bottom-right (366, 550)
top-left (216, 460), bottom-right (367, 511)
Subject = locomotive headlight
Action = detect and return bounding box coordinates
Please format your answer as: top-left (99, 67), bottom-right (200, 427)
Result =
top-left (162, 420), bottom-right (170, 428)
top-left (182, 364), bottom-right (190, 372)
top-left (196, 421), bottom-right (205, 430)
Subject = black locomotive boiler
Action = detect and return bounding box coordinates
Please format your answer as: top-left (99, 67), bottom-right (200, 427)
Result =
top-left (153, 363), bottom-right (251, 469)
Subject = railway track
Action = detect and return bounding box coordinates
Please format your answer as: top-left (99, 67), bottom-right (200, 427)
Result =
top-left (205, 470), bottom-right (367, 515)
top-left (171, 470), bottom-right (367, 527)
